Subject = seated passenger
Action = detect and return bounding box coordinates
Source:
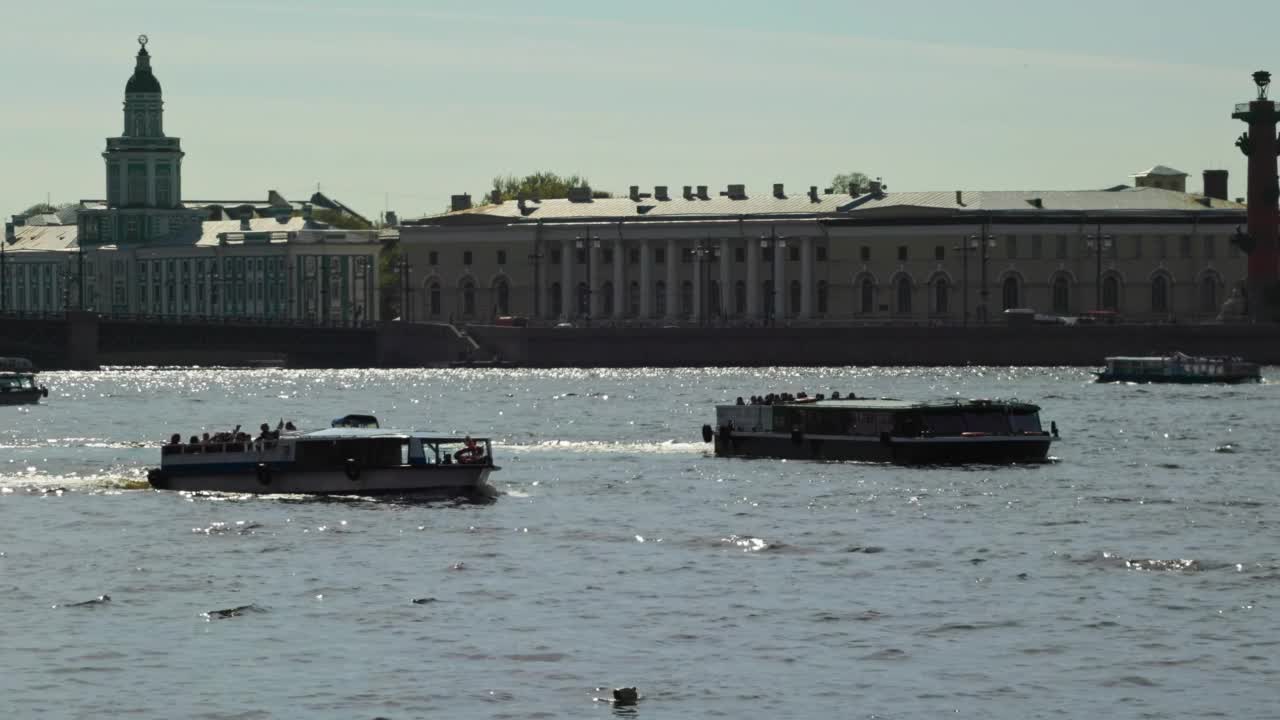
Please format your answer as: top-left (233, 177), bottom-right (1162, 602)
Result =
top-left (167, 433), bottom-right (181, 446)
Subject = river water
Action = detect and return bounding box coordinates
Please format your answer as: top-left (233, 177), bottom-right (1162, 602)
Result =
top-left (1, 367), bottom-right (1277, 719)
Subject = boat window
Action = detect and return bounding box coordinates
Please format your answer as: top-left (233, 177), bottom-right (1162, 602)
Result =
top-left (295, 439), bottom-right (404, 469)
top-left (922, 413), bottom-right (967, 435)
top-left (1009, 413), bottom-right (1042, 433)
top-left (962, 412), bottom-right (1010, 434)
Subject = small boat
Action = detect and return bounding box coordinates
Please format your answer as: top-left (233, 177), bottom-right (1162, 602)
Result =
top-left (701, 396), bottom-right (1056, 464)
top-left (1095, 353), bottom-right (1261, 384)
top-left (0, 357), bottom-right (49, 405)
top-left (146, 414), bottom-right (498, 496)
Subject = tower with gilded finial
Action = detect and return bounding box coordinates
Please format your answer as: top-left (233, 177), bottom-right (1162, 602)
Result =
top-left (1231, 70), bottom-right (1280, 319)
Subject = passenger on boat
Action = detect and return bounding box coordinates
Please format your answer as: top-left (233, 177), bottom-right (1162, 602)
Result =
top-left (736, 397), bottom-right (745, 405)
top-left (188, 435), bottom-right (199, 445)
top-left (167, 433), bottom-right (181, 446)
top-left (202, 432), bottom-right (211, 445)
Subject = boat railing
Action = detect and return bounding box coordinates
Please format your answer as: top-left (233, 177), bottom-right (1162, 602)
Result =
top-left (162, 440), bottom-right (278, 456)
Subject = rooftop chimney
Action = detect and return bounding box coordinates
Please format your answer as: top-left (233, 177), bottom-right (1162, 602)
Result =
top-left (696, 185), bottom-right (709, 200)
top-left (490, 189), bottom-right (502, 205)
top-left (4, 221), bottom-right (14, 244)
top-left (868, 180), bottom-right (883, 197)
top-left (773, 183), bottom-right (785, 199)
top-left (302, 203), bottom-right (313, 224)
top-left (722, 184), bottom-right (746, 199)
top-left (1203, 169), bottom-right (1229, 201)
top-left (808, 186), bottom-right (819, 202)
top-left (450, 194), bottom-right (472, 212)
top-left (1028, 197), bottom-right (1043, 209)
top-left (955, 190), bottom-right (964, 206)
top-left (239, 215), bottom-right (252, 231)
top-left (682, 185), bottom-right (694, 200)
top-left (629, 185), bottom-right (641, 201)
top-left (655, 185), bottom-right (669, 201)
top-left (567, 186), bottom-right (593, 203)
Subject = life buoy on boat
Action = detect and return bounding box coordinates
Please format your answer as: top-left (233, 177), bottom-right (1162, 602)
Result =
top-left (701, 424), bottom-right (713, 443)
top-left (344, 458), bottom-right (360, 481)
top-left (453, 446), bottom-right (484, 464)
top-left (256, 462), bottom-right (271, 486)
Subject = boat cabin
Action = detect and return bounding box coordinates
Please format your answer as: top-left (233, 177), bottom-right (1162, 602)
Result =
top-left (717, 398), bottom-right (1046, 438)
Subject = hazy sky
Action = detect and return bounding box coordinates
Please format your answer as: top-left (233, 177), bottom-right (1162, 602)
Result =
top-left (3, 0), bottom-right (1277, 220)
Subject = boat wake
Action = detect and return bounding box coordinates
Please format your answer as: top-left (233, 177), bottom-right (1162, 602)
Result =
top-left (500, 439), bottom-right (705, 455)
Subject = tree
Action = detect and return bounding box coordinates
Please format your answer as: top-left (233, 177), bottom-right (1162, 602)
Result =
top-left (19, 202), bottom-right (75, 217)
top-left (831, 172), bottom-right (872, 195)
top-left (485, 171), bottom-right (612, 204)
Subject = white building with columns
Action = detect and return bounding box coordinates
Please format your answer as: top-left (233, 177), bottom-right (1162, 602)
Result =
top-left (1, 37), bottom-right (380, 324)
top-left (397, 179), bottom-right (1246, 325)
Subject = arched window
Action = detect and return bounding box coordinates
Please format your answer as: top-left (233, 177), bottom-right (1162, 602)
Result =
top-left (549, 281), bottom-right (562, 317)
top-left (680, 281), bottom-right (693, 317)
top-left (493, 277), bottom-right (509, 316)
top-left (789, 280), bottom-right (802, 317)
top-left (461, 278), bottom-right (476, 317)
top-left (1052, 275), bottom-right (1070, 315)
top-left (860, 279), bottom-right (874, 314)
top-left (1001, 276), bottom-right (1020, 310)
top-left (1102, 276), bottom-right (1120, 311)
top-left (1200, 275), bottom-right (1218, 314)
top-left (817, 281), bottom-right (829, 315)
top-left (762, 280), bottom-right (774, 318)
top-left (895, 276), bottom-right (912, 314)
top-left (429, 281), bottom-right (441, 316)
top-left (576, 282), bottom-right (589, 316)
top-left (654, 281), bottom-right (666, 316)
top-left (1151, 275), bottom-right (1169, 313)
top-left (734, 281), bottom-right (746, 314)
top-left (932, 277), bottom-right (948, 315)
top-left (628, 281), bottom-right (640, 317)
top-left (709, 280), bottom-right (721, 316)
top-left (601, 281), bottom-right (614, 317)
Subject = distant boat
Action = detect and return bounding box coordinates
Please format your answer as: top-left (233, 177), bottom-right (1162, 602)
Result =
top-left (0, 357), bottom-right (49, 405)
top-left (1095, 353), bottom-right (1261, 384)
top-left (702, 396), bottom-right (1056, 465)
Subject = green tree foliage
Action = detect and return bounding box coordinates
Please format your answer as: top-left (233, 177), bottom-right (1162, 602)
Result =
top-left (379, 240), bottom-right (405, 320)
top-left (831, 172), bottom-right (872, 195)
top-left (486, 172), bottom-right (612, 203)
top-left (19, 202), bottom-right (75, 216)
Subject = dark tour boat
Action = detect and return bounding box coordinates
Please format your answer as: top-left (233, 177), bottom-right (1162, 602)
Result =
top-left (701, 395), bottom-right (1056, 464)
top-left (0, 357), bottom-right (49, 405)
top-left (1094, 353), bottom-right (1261, 384)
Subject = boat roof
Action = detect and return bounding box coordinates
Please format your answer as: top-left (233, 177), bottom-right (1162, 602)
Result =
top-left (0, 357), bottom-right (35, 372)
top-left (722, 398), bottom-right (1040, 412)
top-left (296, 428), bottom-right (486, 441)
top-left (1105, 354), bottom-right (1245, 362)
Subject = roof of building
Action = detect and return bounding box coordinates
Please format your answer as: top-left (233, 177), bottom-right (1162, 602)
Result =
top-left (5, 224), bottom-right (80, 253)
top-left (4, 216), bottom-right (376, 255)
top-left (77, 191), bottom-right (370, 224)
top-left (407, 186), bottom-right (1243, 225)
top-left (125, 46), bottom-right (161, 94)
top-left (1132, 165), bottom-right (1189, 178)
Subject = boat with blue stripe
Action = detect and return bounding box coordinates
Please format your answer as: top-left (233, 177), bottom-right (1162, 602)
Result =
top-left (147, 414), bottom-right (498, 496)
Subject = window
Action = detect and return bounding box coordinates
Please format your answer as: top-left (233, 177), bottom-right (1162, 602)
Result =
top-left (860, 246), bottom-right (871, 262)
top-left (709, 281), bottom-right (721, 315)
top-left (762, 247), bottom-right (774, 262)
top-left (549, 282), bottom-right (562, 316)
top-left (816, 246), bottom-right (828, 262)
top-left (681, 248), bottom-right (693, 264)
top-left (1200, 275), bottom-right (1219, 313)
top-left (1005, 235), bottom-right (1017, 260)
top-left (897, 246), bottom-right (907, 261)
top-left (576, 282), bottom-right (589, 315)
top-left (629, 248), bottom-right (640, 264)
top-left (494, 278), bottom-right (509, 315)
top-left (126, 217), bottom-right (140, 242)
top-left (734, 281), bottom-right (746, 314)
top-left (655, 248), bottom-right (666, 264)
top-left (463, 251), bottom-right (473, 266)
top-left (1179, 235), bottom-right (1192, 259)
top-left (576, 249), bottom-right (587, 265)
top-left (1031, 235), bottom-right (1043, 260)
top-left (734, 247), bottom-right (745, 263)
top-left (654, 281), bottom-right (666, 316)
top-left (762, 281), bottom-right (774, 318)
top-left (895, 276), bottom-right (912, 314)
top-left (681, 281), bottom-right (693, 316)
top-left (1156, 236), bottom-right (1168, 259)
top-left (932, 277), bottom-right (948, 314)
top-left (428, 251), bottom-right (438, 266)
top-left (628, 281), bottom-right (640, 316)
top-left (602, 249), bottom-right (613, 265)
top-left (429, 282), bottom-right (441, 316)
top-left (860, 279), bottom-right (874, 313)
top-left (497, 250), bottom-right (507, 266)
top-left (1102, 276), bottom-right (1120, 311)
top-left (788, 246), bottom-right (800, 262)
top-left (817, 281), bottom-right (828, 314)
top-left (1001, 277), bottom-right (1019, 310)
top-left (1132, 235), bottom-right (1143, 259)
top-left (551, 249), bottom-right (562, 265)
top-left (127, 164), bottom-right (146, 205)
top-left (1203, 236), bottom-right (1215, 259)
top-left (1151, 275), bottom-right (1169, 313)
top-left (601, 281), bottom-right (614, 316)
top-left (789, 280), bottom-right (801, 316)
top-left (934, 245), bottom-right (945, 261)
top-left (1055, 235), bottom-right (1067, 260)
top-left (1052, 276), bottom-right (1070, 315)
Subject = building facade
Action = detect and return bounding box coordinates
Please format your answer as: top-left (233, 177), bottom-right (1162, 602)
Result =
top-left (0, 37), bottom-right (380, 324)
top-left (398, 181), bottom-right (1246, 325)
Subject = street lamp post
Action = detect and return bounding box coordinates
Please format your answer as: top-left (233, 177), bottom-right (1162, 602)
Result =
top-left (960, 231), bottom-right (996, 323)
top-left (528, 244), bottom-right (543, 321)
top-left (395, 256), bottom-right (412, 322)
top-left (694, 238), bottom-right (718, 326)
top-left (575, 232), bottom-right (599, 324)
top-left (759, 227), bottom-right (786, 326)
top-left (1085, 224), bottom-right (1114, 311)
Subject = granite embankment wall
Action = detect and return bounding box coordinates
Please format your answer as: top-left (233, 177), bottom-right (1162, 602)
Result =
top-left (467, 324), bottom-right (1280, 367)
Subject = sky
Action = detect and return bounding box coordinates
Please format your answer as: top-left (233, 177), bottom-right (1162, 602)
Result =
top-left (2, 0), bottom-right (1278, 220)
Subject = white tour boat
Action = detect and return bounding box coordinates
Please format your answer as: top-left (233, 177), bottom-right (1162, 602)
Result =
top-left (146, 415), bottom-right (498, 496)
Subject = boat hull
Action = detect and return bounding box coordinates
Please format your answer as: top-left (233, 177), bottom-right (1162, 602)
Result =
top-left (714, 432), bottom-right (1052, 465)
top-left (0, 390), bottom-right (45, 405)
top-left (146, 465), bottom-right (495, 496)
top-left (1094, 372), bottom-right (1260, 384)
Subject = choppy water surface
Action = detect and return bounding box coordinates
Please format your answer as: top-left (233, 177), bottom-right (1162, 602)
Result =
top-left (2, 367), bottom-right (1278, 719)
